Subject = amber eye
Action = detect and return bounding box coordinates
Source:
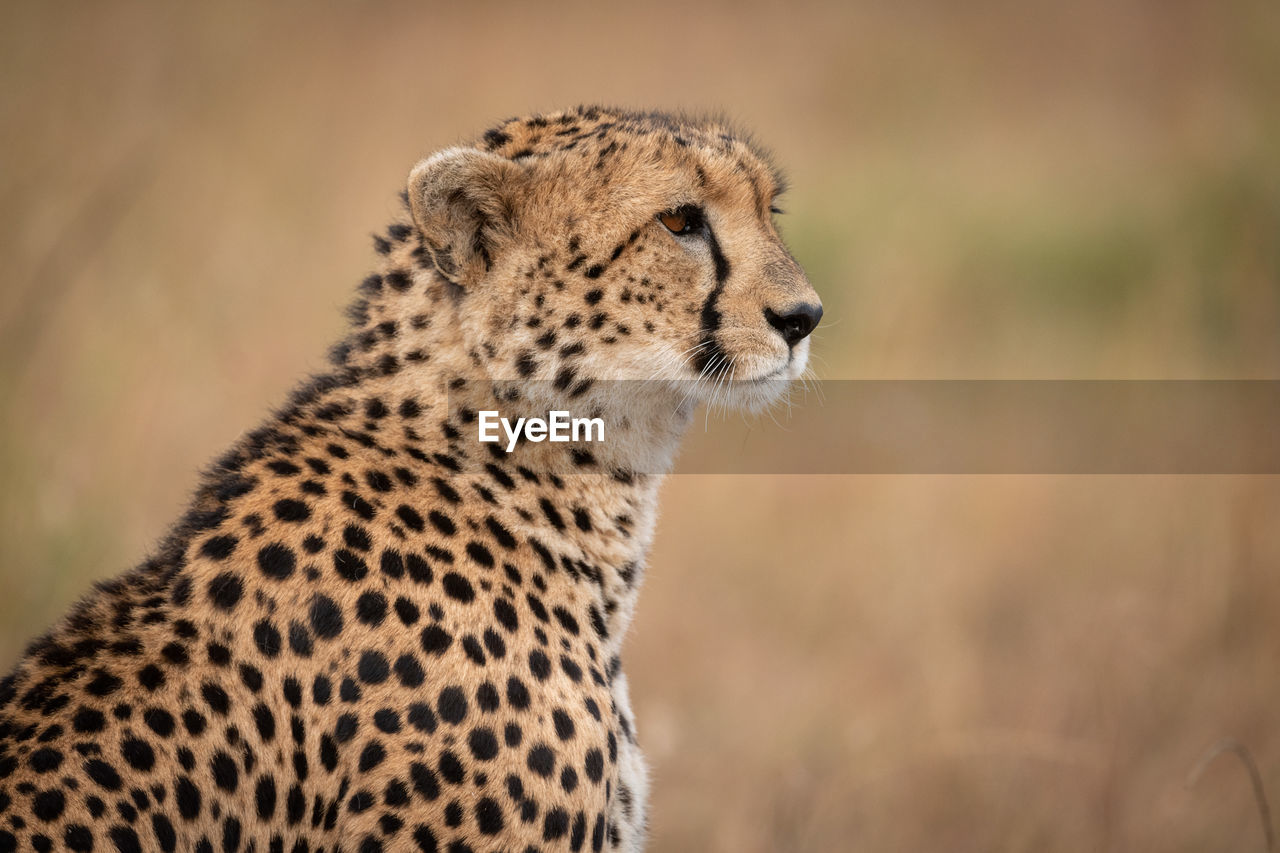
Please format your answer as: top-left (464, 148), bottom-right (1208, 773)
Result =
top-left (657, 205), bottom-right (703, 236)
top-left (659, 211), bottom-right (688, 232)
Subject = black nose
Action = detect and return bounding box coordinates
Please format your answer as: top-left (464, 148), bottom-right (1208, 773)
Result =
top-left (764, 303), bottom-right (823, 347)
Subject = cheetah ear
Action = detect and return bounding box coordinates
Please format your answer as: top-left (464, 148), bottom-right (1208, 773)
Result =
top-left (408, 148), bottom-right (523, 289)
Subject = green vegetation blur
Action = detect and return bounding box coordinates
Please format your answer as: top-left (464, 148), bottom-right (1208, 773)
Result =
top-left (2, 1), bottom-right (1278, 848)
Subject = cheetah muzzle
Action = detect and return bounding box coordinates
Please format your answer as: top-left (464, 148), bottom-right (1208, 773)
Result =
top-left (0, 106), bottom-right (820, 853)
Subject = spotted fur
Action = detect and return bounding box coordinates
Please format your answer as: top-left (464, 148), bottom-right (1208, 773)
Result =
top-left (0, 106), bottom-right (819, 853)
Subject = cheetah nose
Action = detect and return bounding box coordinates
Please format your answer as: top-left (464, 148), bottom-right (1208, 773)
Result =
top-left (764, 303), bottom-right (823, 347)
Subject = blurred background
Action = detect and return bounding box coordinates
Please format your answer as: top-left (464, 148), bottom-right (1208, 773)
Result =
top-left (2, 1), bottom-right (1279, 848)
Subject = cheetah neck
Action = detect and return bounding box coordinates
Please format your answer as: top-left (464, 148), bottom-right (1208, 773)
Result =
top-left (264, 366), bottom-right (670, 657)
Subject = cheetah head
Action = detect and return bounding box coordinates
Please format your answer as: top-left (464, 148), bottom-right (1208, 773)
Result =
top-left (407, 107), bottom-right (821, 419)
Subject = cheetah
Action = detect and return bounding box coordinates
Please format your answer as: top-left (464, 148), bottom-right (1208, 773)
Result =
top-left (0, 106), bottom-right (821, 853)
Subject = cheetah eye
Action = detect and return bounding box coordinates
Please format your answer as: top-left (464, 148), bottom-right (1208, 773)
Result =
top-left (658, 205), bottom-right (704, 236)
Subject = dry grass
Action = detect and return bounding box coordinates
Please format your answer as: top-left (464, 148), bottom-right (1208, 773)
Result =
top-left (2, 1), bottom-right (1279, 848)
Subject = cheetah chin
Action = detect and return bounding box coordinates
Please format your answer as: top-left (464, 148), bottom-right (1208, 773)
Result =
top-left (0, 106), bottom-right (818, 853)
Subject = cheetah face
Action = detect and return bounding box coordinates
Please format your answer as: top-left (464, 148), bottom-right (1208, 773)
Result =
top-left (409, 108), bottom-right (821, 417)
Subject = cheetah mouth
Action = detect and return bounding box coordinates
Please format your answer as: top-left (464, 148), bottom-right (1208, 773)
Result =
top-left (740, 348), bottom-right (805, 384)
top-left (744, 365), bottom-right (788, 384)
top-left (675, 359), bottom-right (800, 414)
